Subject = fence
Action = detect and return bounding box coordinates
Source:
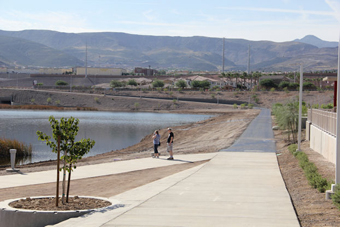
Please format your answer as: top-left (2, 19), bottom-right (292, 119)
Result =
top-left (308, 109), bottom-right (336, 137)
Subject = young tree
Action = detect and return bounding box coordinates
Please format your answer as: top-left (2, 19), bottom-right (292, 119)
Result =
top-left (37, 116), bottom-right (95, 206)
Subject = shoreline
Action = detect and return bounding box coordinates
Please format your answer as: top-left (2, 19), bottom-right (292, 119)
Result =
top-left (0, 107), bottom-right (260, 175)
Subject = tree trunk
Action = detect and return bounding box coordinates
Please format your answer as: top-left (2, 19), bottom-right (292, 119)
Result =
top-left (66, 163), bottom-right (72, 203)
top-left (56, 136), bottom-right (61, 207)
top-left (62, 149), bottom-right (67, 205)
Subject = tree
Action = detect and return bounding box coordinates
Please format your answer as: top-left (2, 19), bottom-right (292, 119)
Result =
top-left (37, 116), bottom-right (95, 206)
top-left (152, 79), bottom-right (164, 88)
top-left (191, 80), bottom-right (210, 89)
top-left (175, 80), bottom-right (187, 89)
top-left (272, 101), bottom-right (307, 143)
top-left (260, 79), bottom-right (277, 89)
top-left (127, 79), bottom-right (138, 86)
top-left (55, 80), bottom-right (68, 86)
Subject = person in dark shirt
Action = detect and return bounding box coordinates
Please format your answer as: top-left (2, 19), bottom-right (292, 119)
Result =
top-left (167, 128), bottom-right (174, 160)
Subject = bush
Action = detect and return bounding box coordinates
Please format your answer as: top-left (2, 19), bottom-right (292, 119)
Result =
top-left (47, 97), bottom-right (52, 104)
top-left (270, 87), bottom-right (276, 92)
top-left (0, 138), bottom-right (32, 160)
top-left (55, 80), bottom-right (68, 86)
top-left (279, 81), bottom-right (290, 89)
top-left (152, 80), bottom-right (164, 88)
top-left (288, 144), bottom-right (332, 193)
top-left (303, 82), bottom-right (316, 90)
top-left (127, 79), bottom-right (138, 86)
top-left (110, 80), bottom-right (123, 88)
top-left (233, 103), bottom-right (238, 109)
top-left (289, 83), bottom-right (299, 90)
top-left (260, 79), bottom-right (277, 89)
top-left (332, 185), bottom-right (340, 209)
top-left (248, 103), bottom-right (254, 109)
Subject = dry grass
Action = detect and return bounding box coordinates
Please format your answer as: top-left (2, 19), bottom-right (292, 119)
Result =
top-left (0, 138), bottom-right (32, 159)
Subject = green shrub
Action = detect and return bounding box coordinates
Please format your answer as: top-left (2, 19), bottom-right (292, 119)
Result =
top-left (332, 185), bottom-right (340, 209)
top-left (30, 98), bottom-right (35, 103)
top-left (248, 103), bottom-right (254, 109)
top-left (47, 97), bottom-right (52, 104)
top-left (303, 82), bottom-right (316, 90)
top-left (94, 97), bottom-right (99, 103)
top-left (127, 79), bottom-right (138, 86)
top-left (110, 80), bottom-right (123, 88)
top-left (288, 144), bottom-right (331, 193)
top-left (240, 103), bottom-right (246, 109)
top-left (279, 81), bottom-right (290, 89)
top-left (260, 79), bottom-right (277, 89)
top-left (152, 80), bottom-right (164, 88)
top-left (233, 103), bottom-right (238, 109)
top-left (289, 83), bottom-right (299, 90)
top-left (270, 87), bottom-right (276, 92)
top-left (55, 80), bottom-right (68, 86)
top-left (312, 104), bottom-right (319, 109)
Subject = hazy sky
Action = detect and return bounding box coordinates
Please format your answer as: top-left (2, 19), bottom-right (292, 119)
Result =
top-left (0, 0), bottom-right (339, 42)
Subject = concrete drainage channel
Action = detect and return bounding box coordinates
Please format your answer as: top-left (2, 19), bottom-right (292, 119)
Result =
top-left (0, 196), bottom-right (120, 227)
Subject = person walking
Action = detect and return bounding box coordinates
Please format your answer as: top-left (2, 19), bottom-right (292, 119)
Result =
top-left (152, 130), bottom-right (161, 158)
top-left (167, 128), bottom-right (174, 160)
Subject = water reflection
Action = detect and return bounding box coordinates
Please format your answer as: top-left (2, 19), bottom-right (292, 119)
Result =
top-left (0, 110), bottom-right (211, 164)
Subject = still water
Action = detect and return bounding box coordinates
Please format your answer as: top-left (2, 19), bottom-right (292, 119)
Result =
top-left (0, 110), bottom-right (211, 164)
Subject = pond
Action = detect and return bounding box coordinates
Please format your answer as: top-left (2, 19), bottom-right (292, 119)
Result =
top-left (0, 110), bottom-right (212, 165)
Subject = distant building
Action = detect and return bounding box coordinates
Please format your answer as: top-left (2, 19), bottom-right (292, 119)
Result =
top-left (134, 67), bottom-right (158, 76)
top-left (74, 67), bottom-right (127, 76)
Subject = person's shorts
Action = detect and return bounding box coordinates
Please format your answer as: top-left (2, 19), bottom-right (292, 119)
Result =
top-left (167, 143), bottom-right (173, 152)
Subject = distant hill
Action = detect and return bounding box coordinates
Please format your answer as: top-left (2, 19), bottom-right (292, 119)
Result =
top-left (294, 35), bottom-right (338, 48)
top-left (0, 30), bottom-right (337, 71)
top-left (0, 35), bottom-right (84, 67)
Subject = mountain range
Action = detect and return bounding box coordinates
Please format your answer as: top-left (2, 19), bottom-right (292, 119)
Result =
top-left (0, 30), bottom-right (338, 72)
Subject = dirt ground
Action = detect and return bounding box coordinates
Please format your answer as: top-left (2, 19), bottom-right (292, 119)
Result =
top-left (0, 88), bottom-right (339, 225)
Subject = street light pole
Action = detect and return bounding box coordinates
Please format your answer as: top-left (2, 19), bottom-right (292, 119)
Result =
top-left (335, 32), bottom-right (340, 186)
top-left (297, 65), bottom-right (303, 151)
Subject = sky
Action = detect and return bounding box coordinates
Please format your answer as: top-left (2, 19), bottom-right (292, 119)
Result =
top-left (0, 0), bottom-right (339, 42)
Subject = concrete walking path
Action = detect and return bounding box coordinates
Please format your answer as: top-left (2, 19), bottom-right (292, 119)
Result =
top-left (0, 153), bottom-right (216, 189)
top-left (52, 108), bottom-right (300, 227)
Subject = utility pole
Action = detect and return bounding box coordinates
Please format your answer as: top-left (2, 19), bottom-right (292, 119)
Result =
top-left (222, 37), bottom-right (225, 73)
top-left (85, 41), bottom-right (88, 78)
top-left (248, 44), bottom-right (251, 88)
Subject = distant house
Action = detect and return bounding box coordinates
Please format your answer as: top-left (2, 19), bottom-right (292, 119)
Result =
top-left (134, 67), bottom-right (158, 76)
